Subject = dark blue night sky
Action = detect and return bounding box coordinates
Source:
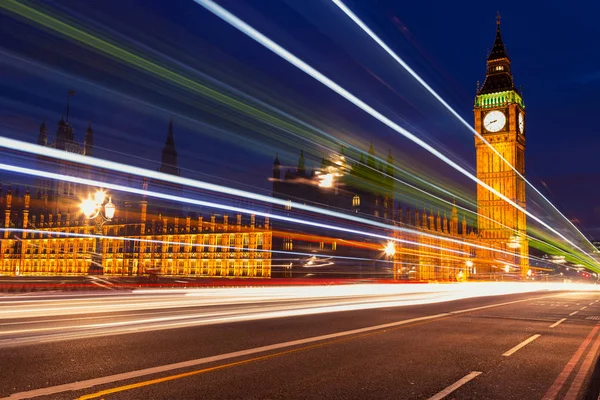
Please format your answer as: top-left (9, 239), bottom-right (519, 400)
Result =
top-left (1, 0), bottom-right (598, 238)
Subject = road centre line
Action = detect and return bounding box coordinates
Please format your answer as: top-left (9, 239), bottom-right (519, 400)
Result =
top-left (564, 322), bottom-right (600, 400)
top-left (1, 295), bottom-right (550, 400)
top-left (542, 323), bottom-right (600, 400)
top-left (502, 334), bottom-right (541, 357)
top-left (426, 371), bottom-right (482, 400)
top-left (569, 311), bottom-right (579, 316)
top-left (550, 318), bottom-right (567, 328)
top-left (581, 306), bottom-right (587, 310)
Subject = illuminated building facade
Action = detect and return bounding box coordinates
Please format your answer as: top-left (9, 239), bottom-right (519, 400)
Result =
top-left (271, 147), bottom-right (476, 280)
top-left (1, 113), bottom-right (271, 278)
top-left (473, 15), bottom-right (529, 276)
top-left (393, 205), bottom-right (477, 281)
top-left (0, 186), bottom-right (272, 278)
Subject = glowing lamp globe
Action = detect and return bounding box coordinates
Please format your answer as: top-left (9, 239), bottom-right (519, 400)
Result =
top-left (104, 197), bottom-right (116, 220)
top-left (80, 197), bottom-right (96, 219)
top-left (94, 190), bottom-right (106, 205)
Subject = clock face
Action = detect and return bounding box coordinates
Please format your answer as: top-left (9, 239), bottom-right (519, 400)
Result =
top-left (483, 110), bottom-right (506, 132)
top-left (518, 112), bottom-right (525, 134)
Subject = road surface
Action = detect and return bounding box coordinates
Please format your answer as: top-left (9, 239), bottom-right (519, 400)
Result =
top-left (0, 284), bottom-right (599, 399)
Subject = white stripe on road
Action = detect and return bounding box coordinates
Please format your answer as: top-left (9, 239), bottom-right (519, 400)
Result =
top-left (581, 306), bottom-right (587, 310)
top-left (550, 318), bottom-right (567, 328)
top-left (426, 371), bottom-right (482, 400)
top-left (1, 295), bottom-right (547, 400)
top-left (503, 334), bottom-right (541, 357)
top-left (569, 311), bottom-right (579, 316)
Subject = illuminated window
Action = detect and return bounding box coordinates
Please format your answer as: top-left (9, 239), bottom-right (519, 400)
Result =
top-left (256, 261), bottom-right (263, 277)
top-left (284, 239), bottom-right (293, 251)
top-left (352, 195), bottom-right (360, 207)
top-left (229, 235), bottom-right (235, 251)
top-left (285, 200), bottom-right (292, 211)
top-left (243, 235), bottom-right (249, 250)
top-left (203, 235), bottom-right (209, 252)
top-left (257, 235), bottom-right (263, 250)
top-left (332, 242), bottom-right (337, 251)
top-left (320, 242), bottom-right (324, 250)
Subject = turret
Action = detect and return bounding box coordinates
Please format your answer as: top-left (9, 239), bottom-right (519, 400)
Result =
top-left (296, 150), bottom-right (306, 176)
top-left (159, 116), bottom-right (180, 176)
top-left (37, 120), bottom-right (47, 146)
top-left (84, 122), bottom-right (94, 156)
top-left (367, 142), bottom-right (376, 168)
top-left (273, 153), bottom-right (281, 180)
top-left (450, 203), bottom-right (459, 235)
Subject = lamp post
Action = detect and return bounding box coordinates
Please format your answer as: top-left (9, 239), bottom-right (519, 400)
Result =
top-left (81, 190), bottom-right (116, 275)
top-left (383, 241), bottom-right (397, 279)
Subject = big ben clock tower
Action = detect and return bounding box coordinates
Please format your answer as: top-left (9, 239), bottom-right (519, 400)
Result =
top-left (474, 14), bottom-right (529, 277)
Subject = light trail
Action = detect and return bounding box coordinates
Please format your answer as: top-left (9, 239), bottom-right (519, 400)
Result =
top-left (1, 283), bottom-right (597, 347)
top-left (0, 1), bottom-right (593, 269)
top-left (0, 152), bottom-right (518, 258)
top-left (0, 156), bottom-right (590, 270)
top-left (0, 2), bottom-right (553, 262)
top-left (331, 0), bottom-right (597, 254)
top-left (0, 228), bottom-right (388, 265)
top-left (1, 162), bottom-right (496, 258)
top-left (192, 0), bottom-right (599, 270)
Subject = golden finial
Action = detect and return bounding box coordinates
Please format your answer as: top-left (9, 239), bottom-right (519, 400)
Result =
top-left (496, 11), bottom-right (501, 26)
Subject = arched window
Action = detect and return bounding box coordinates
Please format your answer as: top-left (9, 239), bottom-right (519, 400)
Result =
top-left (352, 195), bottom-right (360, 207)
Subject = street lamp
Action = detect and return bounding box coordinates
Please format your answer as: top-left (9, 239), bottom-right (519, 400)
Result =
top-left (81, 190), bottom-right (116, 275)
top-left (81, 190), bottom-right (115, 222)
top-left (383, 241), bottom-right (396, 257)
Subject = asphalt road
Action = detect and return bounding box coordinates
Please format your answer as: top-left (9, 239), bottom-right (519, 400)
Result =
top-left (0, 285), bottom-right (599, 400)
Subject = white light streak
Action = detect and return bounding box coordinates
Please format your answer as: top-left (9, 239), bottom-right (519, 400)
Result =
top-left (0, 158), bottom-right (509, 256)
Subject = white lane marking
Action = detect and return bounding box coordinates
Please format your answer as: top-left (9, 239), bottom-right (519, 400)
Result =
top-left (581, 306), bottom-right (587, 310)
top-left (426, 371), bottom-right (482, 400)
top-left (1, 295), bottom-right (548, 400)
top-left (569, 311), bottom-right (579, 316)
top-left (590, 302), bottom-right (594, 306)
top-left (503, 334), bottom-right (541, 357)
top-left (550, 318), bottom-right (567, 328)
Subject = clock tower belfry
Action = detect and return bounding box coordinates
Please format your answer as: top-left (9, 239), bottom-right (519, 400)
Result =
top-left (474, 13), bottom-right (529, 278)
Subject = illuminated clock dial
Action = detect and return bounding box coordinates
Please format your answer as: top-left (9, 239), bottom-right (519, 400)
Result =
top-left (518, 112), bottom-right (525, 134)
top-left (483, 110), bottom-right (506, 132)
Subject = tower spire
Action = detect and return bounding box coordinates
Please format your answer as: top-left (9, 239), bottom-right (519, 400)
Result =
top-left (159, 116), bottom-right (180, 176)
top-left (478, 13), bottom-right (515, 95)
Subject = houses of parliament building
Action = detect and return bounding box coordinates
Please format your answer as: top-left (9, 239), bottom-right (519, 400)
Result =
top-left (0, 117), bottom-right (272, 278)
top-left (1, 16), bottom-right (527, 280)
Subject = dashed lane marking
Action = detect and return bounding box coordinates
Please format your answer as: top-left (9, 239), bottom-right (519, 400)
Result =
top-left (426, 371), bottom-right (482, 400)
top-left (550, 318), bottom-right (567, 328)
top-left (503, 334), bottom-right (541, 357)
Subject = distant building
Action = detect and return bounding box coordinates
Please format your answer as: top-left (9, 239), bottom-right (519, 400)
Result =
top-left (271, 146), bottom-right (477, 280)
